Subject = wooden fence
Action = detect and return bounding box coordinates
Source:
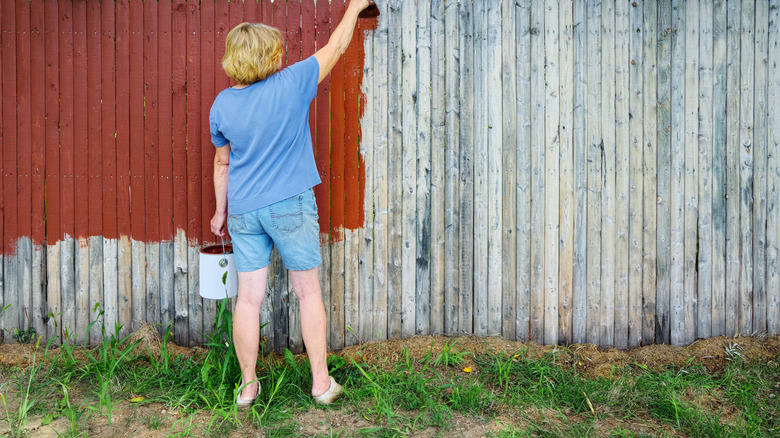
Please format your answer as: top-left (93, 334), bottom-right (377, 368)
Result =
top-left (0, 0), bottom-right (778, 351)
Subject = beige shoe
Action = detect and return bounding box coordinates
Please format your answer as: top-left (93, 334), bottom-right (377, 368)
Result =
top-left (236, 382), bottom-right (259, 409)
top-left (313, 377), bottom-right (343, 405)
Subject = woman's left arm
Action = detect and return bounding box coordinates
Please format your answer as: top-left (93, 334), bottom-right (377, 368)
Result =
top-left (211, 144), bottom-right (231, 236)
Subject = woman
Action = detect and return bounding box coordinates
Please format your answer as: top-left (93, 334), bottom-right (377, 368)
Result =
top-left (209, 0), bottom-right (370, 407)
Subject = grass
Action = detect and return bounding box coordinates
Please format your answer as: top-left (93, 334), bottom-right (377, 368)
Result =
top-left (0, 301), bottom-right (778, 437)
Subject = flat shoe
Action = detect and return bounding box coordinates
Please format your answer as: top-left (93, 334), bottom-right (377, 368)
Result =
top-left (313, 377), bottom-right (343, 405)
top-left (236, 382), bottom-right (259, 409)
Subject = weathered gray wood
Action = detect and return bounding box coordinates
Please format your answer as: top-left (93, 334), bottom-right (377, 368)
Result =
top-left (145, 242), bottom-right (161, 338)
top-left (600, 0), bottom-right (617, 349)
top-left (401, 0), bottom-right (417, 338)
top-left (102, 239), bottom-right (118, 341)
top-left (289, 279), bottom-right (302, 352)
top-left (529, 0), bottom-right (546, 344)
top-left (670, 0), bottom-right (686, 346)
top-left (131, 239), bottom-right (145, 335)
top-left (501, 0), bottom-right (517, 340)
top-left (271, 250), bottom-right (289, 350)
top-left (711, 0), bottom-right (728, 338)
top-left (543, 0), bottom-right (560, 346)
top-left (3, 250), bottom-right (19, 344)
top-left (614, 0), bottom-right (631, 351)
top-left (698, 0), bottom-right (715, 340)
top-left (472, 0), bottom-right (489, 337)
top-left (118, 235), bottom-right (132, 340)
top-left (343, 228), bottom-right (359, 347)
top-left (767, 0), bottom-right (779, 335)
top-left (387, 0), bottom-right (403, 340)
top-left (487, 0), bottom-right (503, 337)
top-left (87, 236), bottom-right (102, 343)
top-left (458, 0), bottom-right (474, 336)
top-left (46, 243), bottom-right (61, 341)
top-left (0, 253), bottom-right (4, 343)
top-left (174, 231), bottom-right (190, 345)
top-left (585, 0), bottom-right (602, 346)
top-left (629, 0), bottom-right (645, 349)
top-left (415, 0), bottom-right (431, 337)
top-left (725, 0), bottom-right (742, 337)
top-left (571, 0), bottom-right (587, 344)
top-left (656, 0), bottom-right (673, 345)
top-left (160, 241), bottom-right (176, 341)
top-left (31, 242), bottom-right (44, 339)
top-left (642, 0), bottom-right (659, 347)
top-left (739, 0), bottom-right (755, 335)
top-left (76, 238), bottom-right (90, 342)
top-left (359, 27), bottom-right (375, 344)
top-left (443, 0), bottom-right (460, 336)
top-left (329, 240), bottom-right (344, 350)
top-left (752, 0), bottom-right (769, 333)
top-left (373, 0), bottom-right (390, 341)
top-left (430, 0), bottom-right (445, 336)
top-left (683, 0), bottom-right (699, 345)
top-left (61, 237), bottom-right (76, 341)
top-left (19, 239), bottom-right (33, 336)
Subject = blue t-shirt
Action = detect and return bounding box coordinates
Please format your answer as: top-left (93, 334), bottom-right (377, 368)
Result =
top-left (209, 56), bottom-right (321, 214)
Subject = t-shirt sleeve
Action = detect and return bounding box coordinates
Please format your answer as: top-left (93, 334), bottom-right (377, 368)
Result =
top-left (209, 105), bottom-right (229, 147)
top-left (282, 56), bottom-right (319, 101)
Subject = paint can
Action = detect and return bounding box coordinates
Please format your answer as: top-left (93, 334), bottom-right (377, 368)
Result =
top-left (199, 243), bottom-right (238, 300)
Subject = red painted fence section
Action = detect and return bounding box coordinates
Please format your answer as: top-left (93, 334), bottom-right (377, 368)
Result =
top-left (0, 0), bottom-right (369, 254)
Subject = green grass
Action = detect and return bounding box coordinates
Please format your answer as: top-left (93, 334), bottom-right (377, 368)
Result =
top-left (0, 302), bottom-right (778, 437)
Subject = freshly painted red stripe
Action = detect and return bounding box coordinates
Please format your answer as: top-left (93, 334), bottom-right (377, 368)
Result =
top-left (315, 0), bottom-right (331, 241)
top-left (30, 0), bottom-right (46, 246)
top-left (157, 0), bottom-right (173, 241)
top-left (303, 0), bottom-right (316, 148)
top-left (344, 12), bottom-right (361, 230)
top-left (215, 0), bottom-right (229, 92)
top-left (144, 0), bottom-right (160, 243)
top-left (329, 1), bottom-right (347, 242)
top-left (186, 1), bottom-right (202, 243)
top-left (273, 0), bottom-right (286, 66)
top-left (243, 0), bottom-right (257, 23)
top-left (101, 0), bottom-right (117, 240)
top-left (115, 0), bottom-right (131, 239)
top-left (44, 0), bottom-right (60, 243)
top-left (2, 0), bottom-right (18, 253)
top-left (129, 0), bottom-right (145, 241)
top-left (288, 0), bottom-right (302, 65)
top-left (16, 0), bottom-right (32, 242)
top-left (72, 1), bottom-right (88, 241)
top-left (171, 0), bottom-right (187, 235)
top-left (201, 0), bottom-right (216, 244)
top-left (58, 1), bottom-right (74, 242)
top-left (87, 0), bottom-right (102, 238)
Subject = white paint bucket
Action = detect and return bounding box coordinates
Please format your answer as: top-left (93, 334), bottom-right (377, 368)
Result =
top-left (199, 244), bottom-right (238, 300)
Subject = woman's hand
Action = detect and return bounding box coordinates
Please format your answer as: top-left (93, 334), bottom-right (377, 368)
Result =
top-left (211, 211), bottom-right (227, 237)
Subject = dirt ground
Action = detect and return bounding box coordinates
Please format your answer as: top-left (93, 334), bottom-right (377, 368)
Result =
top-left (1, 330), bottom-right (779, 437)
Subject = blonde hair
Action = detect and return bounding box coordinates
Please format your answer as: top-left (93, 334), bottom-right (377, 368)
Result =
top-left (222, 23), bottom-right (283, 85)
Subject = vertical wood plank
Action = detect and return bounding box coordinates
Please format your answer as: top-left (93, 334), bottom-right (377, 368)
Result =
top-left (444, 0), bottom-right (460, 336)
top-left (683, 0), bottom-right (699, 345)
top-left (585, 0), bottom-right (602, 346)
top-left (752, 0), bottom-right (769, 334)
top-left (501, 0), bottom-right (517, 340)
top-left (457, 0), bottom-right (474, 336)
top-left (698, 0), bottom-right (714, 341)
top-left (571, 0), bottom-right (587, 344)
top-left (529, 0), bottom-right (545, 344)
top-left (543, 0), bottom-right (559, 345)
top-left (31, 0), bottom-right (46, 339)
top-left (374, 0), bottom-right (390, 341)
top-left (738, 0), bottom-right (754, 335)
top-left (766, 0), bottom-right (779, 335)
top-left (0, 0), bottom-right (6, 344)
top-left (656, 0), bottom-right (672, 344)
top-left (628, 0), bottom-right (645, 349)
top-left (711, 0), bottom-right (728, 338)
top-left (329, 0), bottom-right (345, 349)
top-left (725, 0), bottom-right (741, 337)
top-left (73, 0), bottom-right (90, 342)
top-left (642, 0), bottom-right (659, 346)
top-left (486, 0), bottom-right (503, 337)
top-left (129, 0), bottom-right (146, 335)
top-left (44, 0), bottom-right (61, 341)
top-left (115, 0), bottom-right (132, 340)
top-left (144, 0), bottom-right (161, 338)
top-left (600, 0), bottom-right (616, 348)
top-left (669, 0), bottom-right (686, 346)
top-left (472, 0), bottom-right (488, 337)
top-left (401, 0), bottom-right (417, 338)
top-left (430, 0), bottom-right (445, 336)
top-left (415, 0), bottom-right (431, 337)
top-left (100, 0), bottom-right (118, 340)
top-left (186, 0), bottom-right (202, 345)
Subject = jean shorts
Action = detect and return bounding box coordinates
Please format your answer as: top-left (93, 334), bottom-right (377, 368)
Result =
top-left (227, 189), bottom-right (322, 272)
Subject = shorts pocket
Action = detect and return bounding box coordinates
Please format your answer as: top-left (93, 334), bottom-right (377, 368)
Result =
top-left (227, 213), bottom-right (248, 234)
top-left (270, 194), bottom-right (304, 232)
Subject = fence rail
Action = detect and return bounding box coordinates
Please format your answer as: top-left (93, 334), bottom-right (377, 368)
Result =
top-left (0, 0), bottom-right (778, 351)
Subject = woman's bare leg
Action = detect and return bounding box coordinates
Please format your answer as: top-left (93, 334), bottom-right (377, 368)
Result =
top-left (233, 267), bottom-right (268, 399)
top-left (289, 267), bottom-right (331, 396)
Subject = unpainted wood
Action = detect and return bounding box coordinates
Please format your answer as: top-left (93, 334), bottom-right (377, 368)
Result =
top-left (387, 0), bottom-right (403, 340)
top-left (571, 0), bottom-right (587, 344)
top-left (739, 0), bottom-right (754, 335)
top-left (458, 0), bottom-right (474, 336)
top-left (683, 0), bottom-right (699, 345)
top-left (430, 0), bottom-right (446, 336)
top-left (766, 0), bottom-right (779, 334)
top-left (487, 0), bottom-right (503, 337)
top-left (725, 0), bottom-right (741, 337)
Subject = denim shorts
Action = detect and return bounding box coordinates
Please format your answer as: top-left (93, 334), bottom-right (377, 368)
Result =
top-left (227, 189), bottom-right (322, 272)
